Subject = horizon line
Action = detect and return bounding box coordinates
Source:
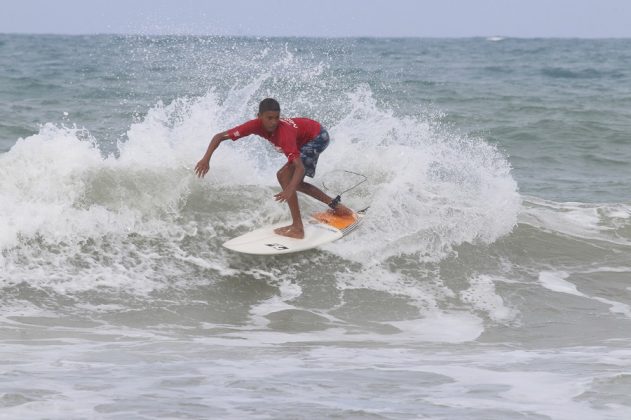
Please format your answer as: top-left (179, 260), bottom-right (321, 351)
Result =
top-left (2, 32), bottom-right (631, 40)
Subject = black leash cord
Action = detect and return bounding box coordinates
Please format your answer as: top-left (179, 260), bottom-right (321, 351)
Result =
top-left (323, 170), bottom-right (368, 209)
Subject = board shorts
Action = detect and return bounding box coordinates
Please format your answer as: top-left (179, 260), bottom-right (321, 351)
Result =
top-left (300, 128), bottom-right (329, 178)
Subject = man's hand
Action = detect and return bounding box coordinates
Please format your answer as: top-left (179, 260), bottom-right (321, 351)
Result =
top-left (194, 159), bottom-right (210, 178)
top-left (274, 188), bottom-right (295, 203)
top-left (195, 132), bottom-right (230, 178)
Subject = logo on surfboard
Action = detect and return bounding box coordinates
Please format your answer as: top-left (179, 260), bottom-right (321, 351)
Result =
top-left (265, 243), bottom-right (289, 250)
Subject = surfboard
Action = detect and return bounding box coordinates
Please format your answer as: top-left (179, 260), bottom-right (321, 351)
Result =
top-left (222, 210), bottom-right (363, 255)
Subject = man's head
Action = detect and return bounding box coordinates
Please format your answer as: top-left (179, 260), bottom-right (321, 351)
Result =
top-left (258, 98), bottom-right (280, 133)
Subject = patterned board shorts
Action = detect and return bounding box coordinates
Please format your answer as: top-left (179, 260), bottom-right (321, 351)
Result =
top-left (300, 128), bottom-right (330, 178)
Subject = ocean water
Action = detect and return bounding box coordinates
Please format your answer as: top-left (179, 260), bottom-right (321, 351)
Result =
top-left (1, 34), bottom-right (630, 419)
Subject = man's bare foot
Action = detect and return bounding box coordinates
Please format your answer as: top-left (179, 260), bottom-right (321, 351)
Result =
top-left (274, 225), bottom-right (305, 239)
top-left (332, 204), bottom-right (354, 217)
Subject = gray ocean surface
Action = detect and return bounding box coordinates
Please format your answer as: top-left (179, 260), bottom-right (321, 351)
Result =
top-left (1, 34), bottom-right (630, 419)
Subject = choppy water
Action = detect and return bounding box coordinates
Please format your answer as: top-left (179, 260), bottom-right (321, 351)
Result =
top-left (1, 34), bottom-right (631, 419)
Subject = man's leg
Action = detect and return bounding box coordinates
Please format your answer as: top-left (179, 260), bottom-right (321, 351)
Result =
top-left (297, 181), bottom-right (354, 216)
top-left (275, 164), bottom-right (305, 239)
top-left (298, 130), bottom-right (353, 217)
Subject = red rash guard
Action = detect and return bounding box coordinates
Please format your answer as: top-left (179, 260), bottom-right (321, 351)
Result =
top-left (227, 117), bottom-right (321, 163)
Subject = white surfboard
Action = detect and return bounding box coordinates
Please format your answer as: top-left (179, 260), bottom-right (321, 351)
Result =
top-left (222, 211), bottom-right (363, 255)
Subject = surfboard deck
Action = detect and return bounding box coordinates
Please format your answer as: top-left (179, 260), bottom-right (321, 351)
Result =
top-left (222, 211), bottom-right (362, 255)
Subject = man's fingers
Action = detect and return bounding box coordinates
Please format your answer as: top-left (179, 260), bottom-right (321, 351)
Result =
top-left (194, 164), bottom-right (209, 178)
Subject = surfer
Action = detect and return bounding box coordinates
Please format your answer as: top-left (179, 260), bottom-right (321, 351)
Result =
top-left (195, 98), bottom-right (353, 239)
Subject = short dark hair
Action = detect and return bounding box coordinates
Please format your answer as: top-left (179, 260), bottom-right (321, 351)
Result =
top-left (259, 98), bottom-right (280, 114)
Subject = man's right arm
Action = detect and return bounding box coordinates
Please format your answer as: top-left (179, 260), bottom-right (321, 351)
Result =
top-left (194, 131), bottom-right (230, 178)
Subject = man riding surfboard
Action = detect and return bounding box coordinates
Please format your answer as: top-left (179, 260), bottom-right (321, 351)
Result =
top-left (195, 98), bottom-right (353, 239)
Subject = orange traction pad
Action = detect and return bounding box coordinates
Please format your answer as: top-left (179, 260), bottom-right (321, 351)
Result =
top-left (311, 211), bottom-right (358, 230)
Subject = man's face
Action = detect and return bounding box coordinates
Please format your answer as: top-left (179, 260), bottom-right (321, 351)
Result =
top-left (259, 111), bottom-right (280, 133)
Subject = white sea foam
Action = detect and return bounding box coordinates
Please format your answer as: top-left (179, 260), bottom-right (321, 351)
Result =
top-left (520, 196), bottom-right (631, 245)
top-left (322, 86), bottom-right (520, 264)
top-left (201, 312), bottom-right (485, 346)
top-left (247, 279), bottom-right (303, 328)
top-left (538, 271), bottom-right (585, 297)
top-left (539, 271), bottom-right (631, 318)
top-left (388, 312), bottom-right (484, 343)
top-left (592, 297), bottom-right (631, 318)
top-left (3, 335), bottom-right (630, 419)
top-left (460, 275), bottom-right (519, 324)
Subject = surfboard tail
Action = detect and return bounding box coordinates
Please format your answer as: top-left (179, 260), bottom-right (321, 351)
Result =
top-left (311, 210), bottom-right (363, 236)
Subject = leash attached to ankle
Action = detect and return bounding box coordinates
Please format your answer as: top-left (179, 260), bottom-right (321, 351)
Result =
top-left (328, 195), bottom-right (341, 209)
